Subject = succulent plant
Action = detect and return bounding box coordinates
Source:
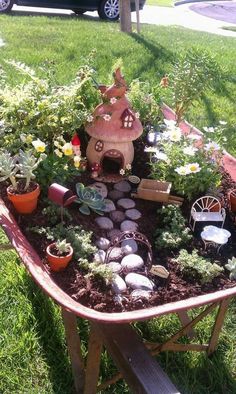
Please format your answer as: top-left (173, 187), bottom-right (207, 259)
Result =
top-left (225, 257), bottom-right (236, 280)
top-left (0, 151), bottom-right (18, 190)
top-left (75, 182), bottom-right (106, 215)
top-left (0, 149), bottom-right (46, 192)
top-left (16, 149), bottom-right (47, 191)
top-left (54, 239), bottom-right (72, 255)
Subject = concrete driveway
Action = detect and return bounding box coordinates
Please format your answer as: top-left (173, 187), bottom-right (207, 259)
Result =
top-left (10, 1), bottom-right (236, 37)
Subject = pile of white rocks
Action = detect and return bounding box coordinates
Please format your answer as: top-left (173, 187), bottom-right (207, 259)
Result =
top-left (92, 180), bottom-right (154, 300)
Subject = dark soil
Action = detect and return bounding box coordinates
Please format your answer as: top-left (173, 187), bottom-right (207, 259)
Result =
top-left (1, 137), bottom-right (236, 313)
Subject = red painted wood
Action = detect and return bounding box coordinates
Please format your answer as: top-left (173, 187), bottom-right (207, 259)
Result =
top-left (0, 198), bottom-right (235, 323)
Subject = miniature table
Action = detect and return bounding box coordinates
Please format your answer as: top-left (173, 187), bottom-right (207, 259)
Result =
top-left (201, 225), bottom-right (231, 253)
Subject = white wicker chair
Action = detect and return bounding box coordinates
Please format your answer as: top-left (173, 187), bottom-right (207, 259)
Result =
top-left (189, 196), bottom-right (226, 231)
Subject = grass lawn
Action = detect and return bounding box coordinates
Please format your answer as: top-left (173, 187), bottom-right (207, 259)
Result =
top-left (0, 14), bottom-right (236, 393)
top-left (146, 0), bottom-right (173, 6)
top-left (0, 14), bottom-right (235, 154)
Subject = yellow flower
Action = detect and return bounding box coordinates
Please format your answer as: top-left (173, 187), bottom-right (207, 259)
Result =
top-left (26, 134), bottom-right (33, 144)
top-left (62, 143), bottom-right (73, 156)
top-left (74, 155), bottom-right (81, 168)
top-left (32, 139), bottom-right (46, 153)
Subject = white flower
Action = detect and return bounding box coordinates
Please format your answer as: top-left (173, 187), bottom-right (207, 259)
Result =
top-left (120, 169), bottom-right (125, 176)
top-left (203, 126), bottom-right (215, 133)
top-left (219, 120), bottom-right (227, 125)
top-left (187, 134), bottom-right (202, 141)
top-left (186, 163), bottom-right (201, 173)
top-left (147, 132), bottom-right (162, 144)
top-left (168, 128), bottom-right (182, 142)
top-left (204, 142), bottom-right (221, 151)
top-left (54, 149), bottom-right (63, 158)
top-left (87, 115), bottom-right (93, 123)
top-left (183, 146), bottom-right (198, 156)
top-left (32, 138), bottom-right (46, 153)
top-left (175, 166), bottom-right (190, 176)
top-left (126, 163), bottom-right (132, 170)
top-left (110, 97), bottom-right (117, 104)
top-left (74, 155), bottom-right (81, 168)
top-left (103, 114), bottom-right (111, 121)
top-left (164, 119), bottom-right (176, 128)
top-left (154, 150), bottom-right (168, 162)
top-left (62, 142), bottom-right (73, 156)
top-left (144, 146), bottom-right (158, 153)
top-left (135, 112), bottom-right (140, 119)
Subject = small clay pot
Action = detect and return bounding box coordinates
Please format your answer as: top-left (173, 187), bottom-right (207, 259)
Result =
top-left (7, 183), bottom-right (40, 214)
top-left (46, 243), bottom-right (73, 272)
top-left (228, 189), bottom-right (236, 212)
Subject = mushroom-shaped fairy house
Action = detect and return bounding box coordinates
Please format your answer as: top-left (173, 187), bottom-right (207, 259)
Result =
top-left (86, 68), bottom-right (143, 180)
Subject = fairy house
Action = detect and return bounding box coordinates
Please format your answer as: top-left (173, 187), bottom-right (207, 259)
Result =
top-left (86, 68), bottom-right (143, 178)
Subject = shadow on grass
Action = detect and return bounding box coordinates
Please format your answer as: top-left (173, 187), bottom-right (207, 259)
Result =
top-left (24, 273), bottom-right (75, 394)
top-left (129, 32), bottom-right (174, 77)
top-left (8, 9), bottom-right (104, 23)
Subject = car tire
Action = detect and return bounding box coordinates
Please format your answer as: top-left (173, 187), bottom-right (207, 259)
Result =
top-left (0, 0), bottom-right (14, 13)
top-left (72, 9), bottom-right (86, 15)
top-left (98, 0), bottom-right (119, 21)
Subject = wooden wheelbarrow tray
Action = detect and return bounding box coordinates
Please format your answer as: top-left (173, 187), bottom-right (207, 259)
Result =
top-left (1, 197), bottom-right (235, 393)
top-left (131, 179), bottom-right (184, 206)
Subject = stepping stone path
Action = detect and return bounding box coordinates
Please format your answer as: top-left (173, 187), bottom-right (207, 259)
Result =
top-left (91, 182), bottom-right (108, 198)
top-left (93, 181), bottom-right (154, 297)
top-left (107, 229), bottom-right (122, 240)
top-left (125, 208), bottom-right (142, 220)
top-left (95, 217), bottom-right (113, 230)
top-left (109, 210), bottom-right (126, 223)
top-left (108, 190), bottom-right (125, 201)
top-left (103, 199), bottom-right (116, 213)
top-left (114, 180), bottom-right (131, 193)
top-left (96, 237), bottom-right (110, 250)
top-left (117, 198), bottom-right (136, 210)
top-left (120, 220), bottom-right (138, 232)
top-left (121, 239), bottom-right (138, 255)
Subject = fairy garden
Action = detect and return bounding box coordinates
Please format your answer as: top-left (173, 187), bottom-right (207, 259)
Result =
top-left (0, 53), bottom-right (236, 313)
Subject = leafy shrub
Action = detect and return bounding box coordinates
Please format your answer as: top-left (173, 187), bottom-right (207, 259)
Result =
top-left (148, 119), bottom-right (222, 200)
top-left (155, 205), bottom-right (192, 250)
top-left (225, 257), bottom-right (236, 280)
top-left (175, 249), bottom-right (223, 284)
top-left (128, 79), bottom-right (162, 131)
top-left (0, 60), bottom-right (100, 152)
top-left (167, 47), bottom-right (221, 124)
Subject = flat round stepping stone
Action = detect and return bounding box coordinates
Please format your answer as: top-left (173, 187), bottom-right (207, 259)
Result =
top-left (111, 275), bottom-right (127, 294)
top-left (94, 249), bottom-right (106, 263)
top-left (108, 190), bottom-right (125, 201)
top-left (103, 199), bottom-right (116, 213)
top-left (114, 180), bottom-right (131, 193)
top-left (117, 198), bottom-right (135, 210)
top-left (121, 254), bottom-right (144, 271)
top-left (107, 262), bottom-right (122, 274)
top-left (125, 208), bottom-right (142, 220)
top-left (107, 229), bottom-right (122, 240)
top-left (95, 217), bottom-right (113, 230)
top-left (121, 239), bottom-right (138, 255)
top-left (120, 220), bottom-right (138, 232)
top-left (110, 210), bottom-right (126, 223)
top-left (95, 237), bottom-right (110, 251)
top-left (91, 182), bottom-right (108, 198)
top-left (108, 247), bottom-right (123, 261)
top-left (131, 289), bottom-right (151, 300)
top-left (125, 273), bottom-right (154, 291)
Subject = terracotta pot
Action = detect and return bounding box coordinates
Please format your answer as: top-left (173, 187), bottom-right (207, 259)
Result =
top-left (7, 183), bottom-right (40, 214)
top-left (46, 243), bottom-right (73, 272)
top-left (228, 189), bottom-right (236, 212)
